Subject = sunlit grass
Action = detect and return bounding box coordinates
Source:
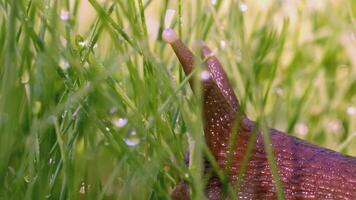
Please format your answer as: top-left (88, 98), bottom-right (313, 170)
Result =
top-left (0, 0), bottom-right (355, 199)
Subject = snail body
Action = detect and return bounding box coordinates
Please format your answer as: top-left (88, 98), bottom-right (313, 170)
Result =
top-left (163, 29), bottom-right (356, 200)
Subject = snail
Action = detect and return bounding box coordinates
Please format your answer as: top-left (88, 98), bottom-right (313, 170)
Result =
top-left (163, 28), bottom-right (356, 200)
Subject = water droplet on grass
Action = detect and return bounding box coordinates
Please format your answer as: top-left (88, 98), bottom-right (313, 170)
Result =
top-left (220, 40), bottom-right (227, 49)
top-left (347, 106), bottom-right (356, 116)
top-left (295, 122), bottom-right (309, 136)
top-left (60, 9), bottom-right (69, 21)
top-left (59, 58), bottom-right (70, 70)
top-left (239, 2), bottom-right (248, 12)
top-left (113, 118), bottom-right (128, 128)
top-left (79, 182), bottom-right (85, 194)
top-left (125, 129), bottom-right (140, 146)
top-left (328, 120), bottom-right (342, 133)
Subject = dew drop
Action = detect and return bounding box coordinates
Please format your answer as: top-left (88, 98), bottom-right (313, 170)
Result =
top-left (239, 2), bottom-right (248, 12)
top-left (219, 40), bottom-right (227, 49)
top-left (60, 9), bottom-right (69, 21)
top-left (200, 70), bottom-right (211, 81)
top-left (327, 120), bottom-right (342, 133)
top-left (79, 182), bottom-right (85, 194)
top-left (184, 173), bottom-right (189, 178)
top-left (59, 58), bottom-right (70, 70)
top-left (125, 129), bottom-right (140, 146)
top-left (347, 106), bottom-right (356, 116)
top-left (295, 122), bottom-right (309, 136)
top-left (113, 118), bottom-right (128, 128)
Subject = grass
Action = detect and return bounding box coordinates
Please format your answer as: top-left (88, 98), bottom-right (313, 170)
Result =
top-left (0, 0), bottom-right (356, 199)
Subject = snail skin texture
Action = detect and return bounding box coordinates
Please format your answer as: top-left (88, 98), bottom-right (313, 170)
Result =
top-left (163, 28), bottom-right (356, 200)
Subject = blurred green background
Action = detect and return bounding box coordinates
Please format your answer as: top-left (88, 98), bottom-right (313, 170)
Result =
top-left (0, 0), bottom-right (355, 199)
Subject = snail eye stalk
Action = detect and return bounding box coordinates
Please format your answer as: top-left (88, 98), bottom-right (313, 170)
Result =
top-left (163, 28), bottom-right (244, 156)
